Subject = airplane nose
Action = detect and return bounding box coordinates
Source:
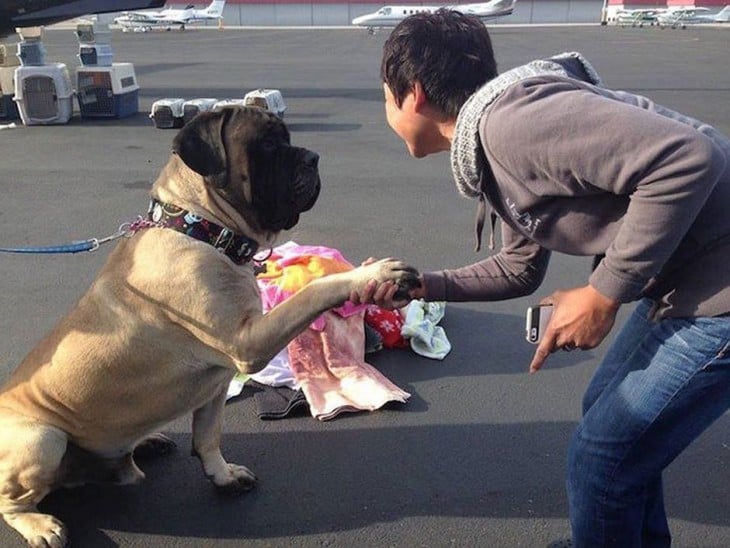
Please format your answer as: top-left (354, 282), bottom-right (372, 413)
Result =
top-left (352, 15), bottom-right (368, 25)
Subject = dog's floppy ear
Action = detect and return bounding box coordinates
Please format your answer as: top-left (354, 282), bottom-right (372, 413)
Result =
top-left (172, 110), bottom-right (228, 181)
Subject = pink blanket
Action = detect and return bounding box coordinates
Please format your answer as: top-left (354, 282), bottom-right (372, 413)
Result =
top-left (287, 311), bottom-right (410, 421)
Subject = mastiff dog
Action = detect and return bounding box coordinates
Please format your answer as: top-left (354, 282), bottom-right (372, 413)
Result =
top-left (0, 106), bottom-right (419, 547)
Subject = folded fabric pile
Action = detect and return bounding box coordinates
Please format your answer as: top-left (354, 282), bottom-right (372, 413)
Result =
top-left (227, 241), bottom-right (450, 421)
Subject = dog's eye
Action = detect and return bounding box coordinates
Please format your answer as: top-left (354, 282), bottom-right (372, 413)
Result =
top-left (260, 138), bottom-right (277, 153)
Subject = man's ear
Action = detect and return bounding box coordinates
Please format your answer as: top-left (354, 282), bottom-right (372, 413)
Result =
top-left (412, 81), bottom-right (428, 113)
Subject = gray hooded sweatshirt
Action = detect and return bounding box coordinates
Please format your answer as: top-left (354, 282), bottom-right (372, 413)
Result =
top-left (423, 53), bottom-right (729, 319)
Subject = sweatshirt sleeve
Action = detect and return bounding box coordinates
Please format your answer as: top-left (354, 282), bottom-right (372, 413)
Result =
top-left (484, 79), bottom-right (727, 304)
top-left (422, 220), bottom-right (550, 302)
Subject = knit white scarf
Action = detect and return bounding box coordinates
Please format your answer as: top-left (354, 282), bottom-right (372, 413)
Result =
top-left (450, 52), bottom-right (602, 199)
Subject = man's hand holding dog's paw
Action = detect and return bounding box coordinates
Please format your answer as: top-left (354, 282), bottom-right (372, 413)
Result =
top-left (348, 257), bottom-right (422, 309)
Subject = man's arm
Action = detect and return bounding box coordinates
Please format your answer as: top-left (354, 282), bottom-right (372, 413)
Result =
top-left (423, 220), bottom-right (550, 301)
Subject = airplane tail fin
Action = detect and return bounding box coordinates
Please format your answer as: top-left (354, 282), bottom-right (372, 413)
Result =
top-left (715, 5), bottom-right (730, 21)
top-left (487, 0), bottom-right (516, 15)
top-left (493, 0), bottom-right (516, 11)
top-left (204, 0), bottom-right (226, 17)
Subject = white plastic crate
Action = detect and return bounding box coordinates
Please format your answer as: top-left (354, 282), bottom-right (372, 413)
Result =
top-left (76, 63), bottom-right (139, 118)
top-left (150, 98), bottom-right (185, 128)
top-left (243, 88), bottom-right (286, 118)
top-left (14, 63), bottom-right (73, 125)
top-left (212, 98), bottom-right (247, 111)
top-left (182, 98), bottom-right (218, 125)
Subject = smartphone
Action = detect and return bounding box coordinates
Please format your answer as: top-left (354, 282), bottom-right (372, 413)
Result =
top-left (525, 304), bottom-right (553, 344)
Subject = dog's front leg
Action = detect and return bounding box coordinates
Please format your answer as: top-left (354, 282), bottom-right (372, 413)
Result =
top-left (231, 258), bottom-right (419, 372)
top-left (192, 388), bottom-right (257, 494)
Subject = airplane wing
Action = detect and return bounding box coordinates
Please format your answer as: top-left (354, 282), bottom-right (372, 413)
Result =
top-left (1, 0), bottom-right (166, 37)
top-left (125, 12), bottom-right (164, 23)
top-left (157, 14), bottom-right (190, 24)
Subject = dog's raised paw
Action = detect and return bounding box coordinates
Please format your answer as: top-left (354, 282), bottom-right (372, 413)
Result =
top-left (393, 268), bottom-right (422, 300)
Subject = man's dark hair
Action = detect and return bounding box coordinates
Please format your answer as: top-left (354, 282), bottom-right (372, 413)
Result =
top-left (381, 9), bottom-right (497, 118)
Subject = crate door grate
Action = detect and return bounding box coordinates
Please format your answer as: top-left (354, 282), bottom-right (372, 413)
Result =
top-left (23, 76), bottom-right (57, 120)
top-left (78, 71), bottom-right (113, 116)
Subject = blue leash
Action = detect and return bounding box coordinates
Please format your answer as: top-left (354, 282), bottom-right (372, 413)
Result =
top-left (0, 240), bottom-right (102, 254)
top-left (0, 222), bottom-right (142, 255)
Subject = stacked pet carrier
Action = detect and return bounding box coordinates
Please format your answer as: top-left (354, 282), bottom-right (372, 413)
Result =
top-left (150, 96), bottom-right (241, 129)
top-left (149, 98), bottom-right (186, 129)
top-left (182, 98), bottom-right (218, 125)
top-left (13, 27), bottom-right (74, 125)
top-left (150, 91), bottom-right (288, 129)
top-left (0, 44), bottom-right (20, 121)
top-left (74, 22), bottom-right (138, 119)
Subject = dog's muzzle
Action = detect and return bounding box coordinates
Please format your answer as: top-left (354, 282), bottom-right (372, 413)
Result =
top-left (292, 150), bottom-right (320, 214)
top-left (252, 146), bottom-right (321, 231)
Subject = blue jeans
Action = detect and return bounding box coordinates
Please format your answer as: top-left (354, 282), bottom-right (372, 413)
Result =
top-left (567, 299), bottom-right (730, 548)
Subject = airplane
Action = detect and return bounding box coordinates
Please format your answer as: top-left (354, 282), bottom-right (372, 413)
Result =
top-left (0, 0), bottom-right (165, 39)
top-left (352, 0), bottom-right (516, 34)
top-left (614, 8), bottom-right (664, 27)
top-left (113, 0), bottom-right (226, 32)
top-left (657, 5), bottom-right (730, 29)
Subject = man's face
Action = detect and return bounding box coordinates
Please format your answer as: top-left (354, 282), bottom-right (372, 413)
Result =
top-left (383, 82), bottom-right (440, 159)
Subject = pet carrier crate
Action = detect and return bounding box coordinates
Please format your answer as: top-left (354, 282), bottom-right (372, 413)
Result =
top-left (76, 63), bottom-right (138, 118)
top-left (212, 98), bottom-right (247, 112)
top-left (14, 63), bottom-right (73, 125)
top-left (15, 27), bottom-right (46, 66)
top-left (243, 89), bottom-right (286, 118)
top-left (75, 21), bottom-right (112, 45)
top-left (78, 44), bottom-right (114, 66)
top-left (150, 98), bottom-right (185, 128)
top-left (16, 41), bottom-right (47, 66)
top-left (76, 21), bottom-right (113, 66)
top-left (182, 98), bottom-right (217, 125)
top-left (0, 66), bottom-right (20, 120)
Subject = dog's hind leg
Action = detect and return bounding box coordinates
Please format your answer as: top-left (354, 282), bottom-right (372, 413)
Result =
top-left (134, 432), bottom-right (177, 460)
top-left (191, 389), bottom-right (257, 494)
top-left (0, 419), bottom-right (69, 547)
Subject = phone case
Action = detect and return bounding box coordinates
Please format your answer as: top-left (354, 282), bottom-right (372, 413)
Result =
top-left (525, 305), bottom-right (553, 344)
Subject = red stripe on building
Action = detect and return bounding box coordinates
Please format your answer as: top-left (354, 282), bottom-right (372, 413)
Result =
top-left (607, 0), bottom-right (727, 5)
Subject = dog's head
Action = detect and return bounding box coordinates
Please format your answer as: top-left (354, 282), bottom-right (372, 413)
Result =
top-left (172, 106), bottom-right (321, 232)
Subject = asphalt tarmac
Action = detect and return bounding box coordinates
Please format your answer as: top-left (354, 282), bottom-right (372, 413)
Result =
top-left (0, 25), bottom-right (728, 548)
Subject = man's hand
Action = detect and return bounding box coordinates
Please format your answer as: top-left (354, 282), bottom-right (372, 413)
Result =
top-left (349, 257), bottom-right (424, 309)
top-left (529, 285), bottom-right (620, 374)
